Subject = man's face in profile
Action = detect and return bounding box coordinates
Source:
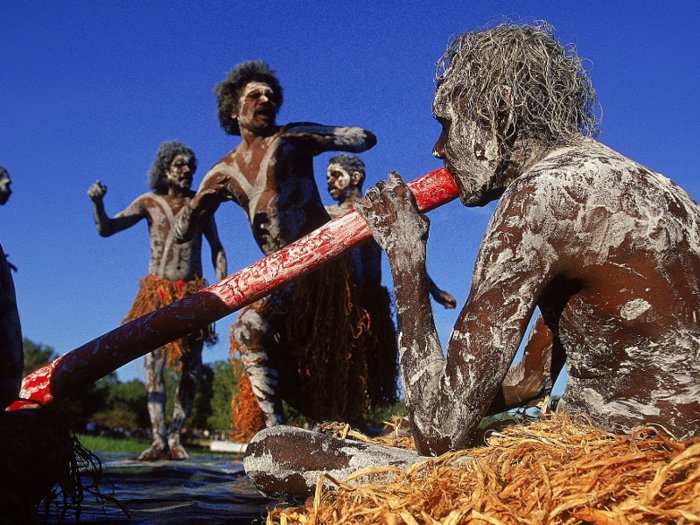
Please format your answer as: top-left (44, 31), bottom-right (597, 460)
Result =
top-left (0, 173), bottom-right (12, 205)
top-left (432, 82), bottom-right (501, 208)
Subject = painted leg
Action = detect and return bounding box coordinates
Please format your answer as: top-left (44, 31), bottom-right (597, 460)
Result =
top-left (168, 340), bottom-right (203, 460)
top-left (136, 347), bottom-right (169, 461)
top-left (234, 301), bottom-right (285, 428)
top-left (486, 314), bottom-right (565, 415)
top-left (244, 426), bottom-right (422, 500)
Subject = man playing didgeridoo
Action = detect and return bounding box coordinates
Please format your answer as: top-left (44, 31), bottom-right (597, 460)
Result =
top-left (244, 21), bottom-right (700, 499)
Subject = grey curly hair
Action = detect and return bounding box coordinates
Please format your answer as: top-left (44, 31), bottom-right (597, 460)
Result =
top-left (328, 154), bottom-right (366, 189)
top-left (214, 60), bottom-right (283, 136)
top-left (434, 21), bottom-right (601, 147)
top-left (147, 141), bottom-right (196, 191)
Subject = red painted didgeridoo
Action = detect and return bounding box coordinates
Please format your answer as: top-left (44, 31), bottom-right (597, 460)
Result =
top-left (9, 168), bottom-right (457, 410)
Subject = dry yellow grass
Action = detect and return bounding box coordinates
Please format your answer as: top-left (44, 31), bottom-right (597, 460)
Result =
top-left (267, 414), bottom-right (700, 524)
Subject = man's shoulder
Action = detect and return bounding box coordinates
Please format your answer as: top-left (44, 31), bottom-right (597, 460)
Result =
top-left (204, 149), bottom-right (242, 180)
top-left (130, 191), bottom-right (160, 206)
top-left (325, 203), bottom-right (345, 219)
top-left (497, 140), bottom-right (608, 204)
top-left (506, 137), bottom-right (680, 211)
top-left (515, 139), bottom-right (629, 188)
top-left (117, 191), bottom-right (166, 217)
top-left (139, 191), bottom-right (183, 208)
top-left (211, 147), bottom-right (240, 167)
top-left (532, 138), bottom-right (640, 175)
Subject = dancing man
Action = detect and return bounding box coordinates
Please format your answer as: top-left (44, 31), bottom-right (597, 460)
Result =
top-left (88, 141), bottom-right (227, 460)
top-left (175, 61), bottom-right (395, 434)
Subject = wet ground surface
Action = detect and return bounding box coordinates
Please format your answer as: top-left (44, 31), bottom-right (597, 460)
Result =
top-left (39, 453), bottom-right (281, 524)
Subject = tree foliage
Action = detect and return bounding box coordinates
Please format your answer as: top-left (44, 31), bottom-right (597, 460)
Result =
top-left (207, 360), bottom-right (239, 431)
top-left (22, 337), bottom-right (57, 376)
top-left (19, 338), bottom-right (410, 437)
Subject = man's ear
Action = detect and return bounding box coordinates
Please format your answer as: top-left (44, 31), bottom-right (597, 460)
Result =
top-left (351, 171), bottom-right (362, 187)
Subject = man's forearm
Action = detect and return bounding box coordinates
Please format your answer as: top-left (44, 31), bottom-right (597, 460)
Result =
top-left (334, 128), bottom-right (377, 153)
top-left (390, 251), bottom-right (445, 445)
top-left (214, 250), bottom-right (227, 282)
top-left (92, 201), bottom-right (114, 237)
top-left (174, 203), bottom-right (198, 243)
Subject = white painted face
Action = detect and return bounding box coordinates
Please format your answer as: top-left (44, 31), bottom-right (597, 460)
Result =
top-left (326, 163), bottom-right (353, 201)
top-left (235, 81), bottom-right (277, 134)
top-left (0, 174), bottom-right (11, 205)
top-left (432, 84), bottom-right (501, 207)
top-left (165, 154), bottom-right (193, 190)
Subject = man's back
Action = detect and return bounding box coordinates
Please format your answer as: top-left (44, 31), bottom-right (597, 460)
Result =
top-left (497, 137), bottom-right (700, 437)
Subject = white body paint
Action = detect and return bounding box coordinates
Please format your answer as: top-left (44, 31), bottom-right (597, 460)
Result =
top-left (367, 138), bottom-right (700, 452)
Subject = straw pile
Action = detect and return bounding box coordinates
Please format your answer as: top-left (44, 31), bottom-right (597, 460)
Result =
top-left (266, 414), bottom-right (700, 524)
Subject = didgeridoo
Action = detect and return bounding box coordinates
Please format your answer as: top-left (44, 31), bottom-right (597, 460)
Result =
top-left (9, 168), bottom-right (457, 410)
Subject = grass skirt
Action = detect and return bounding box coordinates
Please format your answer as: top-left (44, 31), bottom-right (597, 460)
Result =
top-left (122, 274), bottom-right (216, 370)
top-left (230, 256), bottom-right (399, 440)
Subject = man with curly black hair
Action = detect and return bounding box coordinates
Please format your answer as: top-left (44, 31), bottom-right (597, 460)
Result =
top-left (176, 61), bottom-right (384, 433)
top-left (88, 141), bottom-right (227, 460)
top-left (212, 60), bottom-right (284, 137)
top-left (244, 21), bottom-right (700, 500)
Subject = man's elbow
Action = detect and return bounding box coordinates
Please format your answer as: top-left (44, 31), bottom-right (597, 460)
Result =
top-left (364, 131), bottom-right (377, 150)
top-left (96, 225), bottom-right (113, 237)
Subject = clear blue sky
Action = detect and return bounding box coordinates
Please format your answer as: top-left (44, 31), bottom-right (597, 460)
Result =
top-left (1, 1), bottom-right (698, 396)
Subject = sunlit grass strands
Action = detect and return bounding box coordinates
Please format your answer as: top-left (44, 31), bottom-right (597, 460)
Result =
top-left (267, 414), bottom-right (700, 524)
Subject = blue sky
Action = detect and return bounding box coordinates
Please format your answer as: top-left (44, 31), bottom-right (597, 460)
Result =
top-left (1, 1), bottom-right (699, 396)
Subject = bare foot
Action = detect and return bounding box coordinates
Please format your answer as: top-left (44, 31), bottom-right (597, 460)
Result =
top-left (135, 444), bottom-right (170, 461)
top-left (168, 435), bottom-right (190, 460)
top-left (169, 444), bottom-right (190, 460)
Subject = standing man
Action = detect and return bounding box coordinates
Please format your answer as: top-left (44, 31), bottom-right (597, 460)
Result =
top-left (0, 166), bottom-right (78, 523)
top-left (88, 141), bottom-right (227, 460)
top-left (0, 165), bottom-right (21, 411)
top-left (176, 61), bottom-right (390, 432)
top-left (325, 153), bottom-right (456, 309)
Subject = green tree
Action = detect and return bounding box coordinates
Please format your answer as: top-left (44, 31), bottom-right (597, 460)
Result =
top-left (22, 338), bottom-right (57, 376)
top-left (207, 360), bottom-right (239, 431)
top-left (364, 399), bottom-right (407, 430)
top-left (62, 373), bottom-right (117, 431)
top-left (91, 401), bottom-right (142, 431)
top-left (101, 378), bottom-right (149, 430)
